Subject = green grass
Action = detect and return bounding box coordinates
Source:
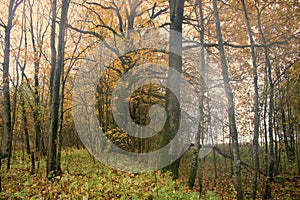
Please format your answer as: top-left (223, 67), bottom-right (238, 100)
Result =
top-left (1, 149), bottom-right (207, 199)
top-left (2, 145), bottom-right (299, 199)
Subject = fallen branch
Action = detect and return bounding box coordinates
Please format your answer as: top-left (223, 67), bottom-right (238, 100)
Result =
top-left (213, 146), bottom-right (267, 177)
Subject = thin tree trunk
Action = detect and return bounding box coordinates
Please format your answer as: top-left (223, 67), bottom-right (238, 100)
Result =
top-left (213, 148), bottom-right (218, 181)
top-left (255, 5), bottom-right (275, 199)
top-left (9, 0), bottom-right (26, 169)
top-left (56, 57), bottom-right (66, 176)
top-left (297, 128), bottom-right (300, 174)
top-left (287, 95), bottom-right (295, 161)
top-left (32, 49), bottom-right (43, 156)
top-left (212, 0), bottom-right (243, 199)
top-left (229, 133), bottom-right (234, 175)
top-left (278, 88), bottom-right (293, 161)
top-left (274, 114), bottom-right (280, 175)
top-left (1, 0), bottom-right (22, 165)
top-left (20, 92), bottom-right (30, 155)
top-left (28, 0), bottom-right (45, 156)
top-left (240, 1), bottom-right (260, 198)
top-left (263, 65), bottom-right (269, 176)
top-left (188, 0), bottom-right (206, 189)
top-left (9, 67), bottom-right (18, 170)
top-left (21, 0), bottom-right (31, 156)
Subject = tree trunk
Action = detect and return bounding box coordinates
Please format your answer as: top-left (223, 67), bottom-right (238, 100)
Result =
top-left (297, 128), bottom-right (300, 174)
top-left (240, 1), bottom-right (260, 198)
top-left (56, 54), bottom-right (66, 177)
top-left (161, 0), bottom-right (185, 180)
top-left (28, 0), bottom-right (43, 156)
top-left (279, 89), bottom-right (293, 161)
top-left (213, 148), bottom-right (218, 181)
top-left (1, 0), bottom-right (21, 164)
top-left (212, 0), bottom-right (243, 199)
top-left (18, 0), bottom-right (30, 156)
top-left (188, 0), bottom-right (206, 189)
top-left (287, 95), bottom-right (295, 161)
top-left (47, 0), bottom-right (57, 178)
top-left (255, 5), bottom-right (275, 199)
top-left (20, 92), bottom-right (30, 155)
top-left (273, 116), bottom-right (280, 175)
top-left (47, 0), bottom-right (69, 178)
top-left (263, 65), bottom-right (269, 175)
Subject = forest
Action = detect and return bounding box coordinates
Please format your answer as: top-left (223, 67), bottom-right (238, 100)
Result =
top-left (0, 0), bottom-right (299, 199)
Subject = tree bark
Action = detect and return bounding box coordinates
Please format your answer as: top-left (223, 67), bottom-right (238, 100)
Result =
top-left (279, 88), bottom-right (293, 161)
top-left (188, 0), bottom-right (206, 189)
top-left (28, 0), bottom-right (45, 156)
top-left (240, 0), bottom-right (260, 199)
top-left (1, 0), bottom-right (22, 165)
top-left (21, 93), bottom-right (30, 155)
top-left (263, 64), bottom-right (269, 176)
top-left (161, 0), bottom-right (185, 180)
top-left (287, 86), bottom-right (295, 161)
top-left (47, 0), bottom-right (69, 178)
top-left (47, 0), bottom-right (57, 178)
top-left (255, 5), bottom-right (275, 199)
top-left (19, 0), bottom-right (30, 156)
top-left (212, 0), bottom-right (243, 199)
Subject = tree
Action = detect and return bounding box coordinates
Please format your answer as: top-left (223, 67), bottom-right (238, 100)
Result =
top-left (47, 0), bottom-right (70, 177)
top-left (28, 0), bottom-right (49, 156)
top-left (254, 3), bottom-right (275, 198)
top-left (188, 0), bottom-right (206, 190)
top-left (160, 0), bottom-right (185, 180)
top-left (68, 0), bottom-right (170, 153)
top-left (0, 0), bottom-right (22, 170)
top-left (212, 0), bottom-right (243, 199)
top-left (240, 0), bottom-right (260, 198)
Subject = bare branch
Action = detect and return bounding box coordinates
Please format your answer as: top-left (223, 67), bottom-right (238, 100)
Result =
top-left (0, 18), bottom-right (6, 29)
top-left (112, 1), bottom-right (124, 33)
top-left (12, 0), bottom-right (23, 16)
top-left (183, 37), bottom-right (295, 50)
top-left (86, 1), bottom-right (114, 10)
top-left (213, 146), bottom-right (267, 177)
top-left (67, 24), bottom-right (104, 40)
top-left (67, 24), bottom-right (121, 58)
top-left (72, 2), bottom-right (121, 37)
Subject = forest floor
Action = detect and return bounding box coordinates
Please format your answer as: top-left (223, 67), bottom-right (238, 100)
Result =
top-left (0, 148), bottom-right (299, 199)
top-left (179, 147), bottom-right (300, 200)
